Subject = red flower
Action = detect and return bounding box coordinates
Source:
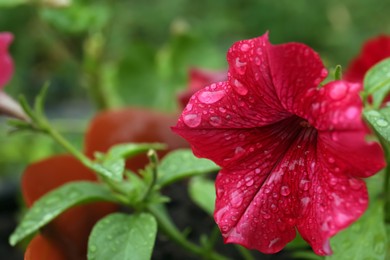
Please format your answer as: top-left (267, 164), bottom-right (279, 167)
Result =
top-left (0, 32), bottom-right (14, 88)
top-left (173, 33), bottom-right (385, 255)
top-left (23, 108), bottom-right (188, 259)
top-left (344, 35), bottom-right (390, 83)
top-left (178, 68), bottom-right (226, 108)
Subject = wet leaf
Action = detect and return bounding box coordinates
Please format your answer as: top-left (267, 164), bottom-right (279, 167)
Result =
top-left (188, 177), bottom-right (215, 215)
top-left (92, 143), bottom-right (165, 182)
top-left (88, 213), bottom-right (157, 260)
top-left (157, 149), bottom-right (220, 187)
top-left (364, 107), bottom-right (390, 144)
top-left (363, 57), bottom-right (390, 108)
top-left (9, 181), bottom-right (117, 246)
top-left (326, 200), bottom-right (387, 260)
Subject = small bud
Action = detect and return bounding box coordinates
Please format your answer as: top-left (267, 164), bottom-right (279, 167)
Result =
top-left (0, 91), bottom-right (29, 121)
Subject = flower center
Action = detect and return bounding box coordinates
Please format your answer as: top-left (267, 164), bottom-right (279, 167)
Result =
top-left (299, 120), bottom-right (311, 128)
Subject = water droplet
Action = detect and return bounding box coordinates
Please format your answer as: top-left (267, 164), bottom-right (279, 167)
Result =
top-left (263, 213), bottom-right (271, 219)
top-left (328, 157), bottom-right (335, 163)
top-left (183, 113), bottom-right (201, 127)
top-left (45, 196), bottom-right (60, 205)
top-left (299, 180), bottom-right (310, 191)
top-left (348, 178), bottom-right (363, 190)
top-left (280, 186), bottom-right (290, 196)
top-left (198, 90), bottom-right (225, 104)
top-left (301, 197), bottom-right (310, 207)
top-left (240, 43), bottom-right (250, 52)
top-left (246, 179), bottom-right (254, 187)
top-left (329, 83), bottom-right (347, 100)
top-left (232, 79), bottom-right (248, 95)
top-left (89, 245), bottom-right (97, 253)
top-left (320, 68), bottom-right (328, 77)
top-left (264, 187), bottom-right (271, 194)
top-left (255, 168), bottom-right (261, 174)
top-left (230, 191), bottom-right (243, 207)
top-left (68, 189), bottom-right (81, 199)
top-left (376, 118), bottom-right (388, 127)
top-left (235, 146), bottom-right (245, 154)
top-left (234, 57), bottom-right (247, 75)
top-left (219, 107), bottom-right (226, 113)
top-left (209, 116), bottom-right (222, 126)
top-left (304, 49), bottom-right (310, 56)
top-left (345, 106), bottom-right (359, 119)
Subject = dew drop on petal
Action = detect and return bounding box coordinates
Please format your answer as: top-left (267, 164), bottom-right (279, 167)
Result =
top-left (198, 90), bottom-right (225, 104)
top-left (230, 191), bottom-right (244, 207)
top-left (348, 178), bottom-right (363, 190)
top-left (232, 79), bottom-right (248, 95)
top-left (345, 106), bottom-right (359, 119)
top-left (234, 57), bottom-right (247, 75)
top-left (235, 146), bottom-right (245, 155)
top-left (280, 186), bottom-right (290, 196)
top-left (328, 157), bottom-right (335, 164)
top-left (209, 116), bottom-right (222, 126)
top-left (183, 113), bottom-right (202, 127)
top-left (320, 68), bottom-right (328, 78)
top-left (329, 83), bottom-right (347, 100)
top-left (240, 43), bottom-right (250, 52)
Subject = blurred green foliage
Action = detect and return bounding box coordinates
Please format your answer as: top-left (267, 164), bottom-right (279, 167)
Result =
top-left (1, 0), bottom-right (390, 177)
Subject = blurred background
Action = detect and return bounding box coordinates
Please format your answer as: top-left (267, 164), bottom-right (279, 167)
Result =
top-left (1, 0), bottom-right (390, 258)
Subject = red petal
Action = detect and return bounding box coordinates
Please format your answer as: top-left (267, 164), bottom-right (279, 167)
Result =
top-left (0, 32), bottom-right (14, 88)
top-left (25, 235), bottom-right (67, 260)
top-left (84, 108), bottom-right (188, 172)
top-left (22, 155), bottom-right (118, 258)
top-left (22, 155), bottom-right (96, 207)
top-left (178, 68), bottom-right (227, 108)
top-left (344, 35), bottom-right (390, 83)
top-left (296, 156), bottom-right (369, 255)
top-left (306, 81), bottom-right (364, 131)
top-left (268, 42), bottom-right (327, 115)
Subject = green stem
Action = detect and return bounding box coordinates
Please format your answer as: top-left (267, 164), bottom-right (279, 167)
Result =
top-left (43, 122), bottom-right (91, 166)
top-left (147, 204), bottom-right (230, 260)
top-left (381, 138), bottom-right (390, 223)
top-left (234, 245), bottom-right (255, 260)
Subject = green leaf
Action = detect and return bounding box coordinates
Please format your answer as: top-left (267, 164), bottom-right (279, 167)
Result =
top-left (363, 108), bottom-right (390, 144)
top-left (9, 181), bottom-right (118, 246)
top-left (88, 213), bottom-right (157, 260)
top-left (92, 143), bottom-right (165, 182)
top-left (157, 149), bottom-right (220, 187)
top-left (0, 0), bottom-right (28, 7)
top-left (363, 57), bottom-right (390, 108)
top-left (188, 177), bottom-right (215, 215)
top-left (334, 65), bottom-right (342, 81)
top-left (326, 200), bottom-right (387, 260)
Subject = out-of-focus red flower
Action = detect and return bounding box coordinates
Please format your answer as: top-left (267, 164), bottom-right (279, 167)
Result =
top-left (178, 68), bottom-right (226, 108)
top-left (173, 33), bottom-right (385, 255)
top-left (344, 35), bottom-right (390, 83)
top-left (0, 32), bottom-right (14, 88)
top-left (23, 108), bottom-right (188, 259)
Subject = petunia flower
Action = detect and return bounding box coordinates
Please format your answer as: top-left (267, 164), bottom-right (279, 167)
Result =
top-left (0, 32), bottom-right (14, 89)
top-left (178, 68), bottom-right (226, 108)
top-left (344, 35), bottom-right (390, 83)
top-left (23, 107), bottom-right (188, 259)
top-left (172, 33), bottom-right (385, 255)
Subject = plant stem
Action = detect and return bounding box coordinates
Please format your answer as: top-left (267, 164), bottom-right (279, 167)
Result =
top-left (234, 245), bottom-right (255, 260)
top-left (381, 138), bottom-right (390, 223)
top-left (147, 204), bottom-right (230, 260)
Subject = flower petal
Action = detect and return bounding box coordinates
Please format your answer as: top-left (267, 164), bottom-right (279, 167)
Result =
top-left (214, 118), bottom-right (318, 253)
top-left (22, 155), bottom-right (96, 207)
top-left (296, 158), bottom-right (369, 255)
top-left (85, 108), bottom-right (188, 171)
top-left (22, 155), bottom-right (118, 258)
top-left (268, 42), bottom-right (327, 116)
top-left (0, 32), bottom-right (14, 88)
top-left (318, 130), bottom-right (384, 178)
top-left (178, 68), bottom-right (227, 108)
top-left (307, 81), bottom-right (364, 131)
top-left (25, 235), bottom-right (67, 260)
top-left (344, 35), bottom-right (390, 83)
